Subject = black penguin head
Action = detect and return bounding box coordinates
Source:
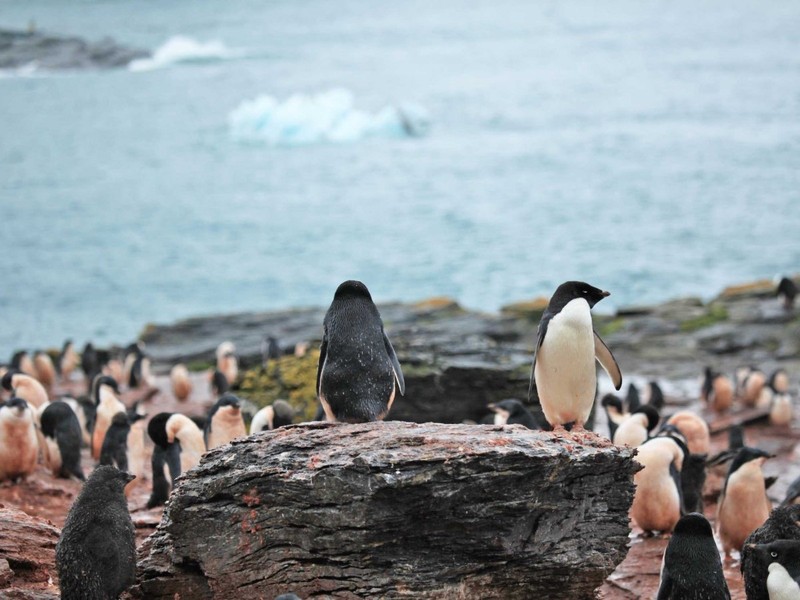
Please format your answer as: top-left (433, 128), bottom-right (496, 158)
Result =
top-left (4, 396), bottom-right (30, 415)
top-left (272, 399), bottom-right (295, 426)
top-left (549, 281), bottom-right (610, 311)
top-left (61, 339), bottom-right (73, 353)
top-left (110, 412), bottom-right (130, 428)
top-left (633, 404), bottom-right (660, 432)
top-left (147, 412), bottom-right (173, 448)
top-left (93, 374), bottom-right (120, 400)
top-left (601, 393), bottom-right (623, 412)
top-left (90, 465), bottom-right (135, 493)
top-left (657, 423), bottom-right (685, 441)
top-left (752, 539), bottom-right (800, 571)
top-left (10, 350), bottom-right (28, 369)
top-left (728, 447), bottom-right (773, 478)
top-left (1, 369), bottom-right (18, 391)
top-left (728, 425), bottom-right (745, 450)
top-left (215, 394), bottom-right (241, 411)
top-left (673, 512), bottom-right (714, 538)
top-left (333, 280), bottom-right (373, 301)
top-left (491, 399), bottom-right (525, 416)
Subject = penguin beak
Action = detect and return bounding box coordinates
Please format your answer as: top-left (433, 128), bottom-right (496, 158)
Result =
top-left (601, 290), bottom-right (610, 298)
top-left (124, 472), bottom-right (136, 483)
top-left (487, 403), bottom-right (497, 412)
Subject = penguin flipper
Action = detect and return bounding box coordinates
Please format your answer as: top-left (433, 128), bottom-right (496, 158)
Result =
top-left (781, 474), bottom-right (800, 506)
top-left (383, 330), bottom-right (405, 395)
top-left (165, 442), bottom-right (182, 484)
top-left (594, 331), bottom-right (622, 390)
top-left (316, 334), bottom-right (328, 398)
top-left (528, 316), bottom-right (551, 401)
top-left (656, 569), bottom-right (673, 600)
top-left (669, 460), bottom-right (685, 516)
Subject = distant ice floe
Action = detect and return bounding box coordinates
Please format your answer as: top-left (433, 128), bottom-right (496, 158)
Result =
top-left (227, 88), bottom-right (431, 146)
top-left (129, 36), bottom-right (239, 72)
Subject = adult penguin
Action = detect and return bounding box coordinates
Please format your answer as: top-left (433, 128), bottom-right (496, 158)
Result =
top-left (528, 281), bottom-right (622, 431)
top-left (40, 401), bottom-right (84, 480)
top-left (316, 280), bottom-right (405, 423)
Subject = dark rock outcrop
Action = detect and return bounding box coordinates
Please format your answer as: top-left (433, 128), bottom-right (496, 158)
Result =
top-left (0, 28), bottom-right (148, 70)
top-left (133, 422), bottom-right (639, 599)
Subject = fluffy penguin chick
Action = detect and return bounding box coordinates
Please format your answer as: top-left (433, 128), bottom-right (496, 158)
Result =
top-left (657, 513), bottom-right (731, 600)
top-left (529, 281), bottom-right (622, 430)
top-left (205, 394), bottom-right (247, 449)
top-left (33, 351), bottom-right (56, 390)
top-left (630, 436), bottom-right (684, 534)
top-left (216, 341), bottom-right (238, 386)
top-left (56, 466), bottom-right (136, 600)
top-left (59, 340), bottom-right (79, 381)
top-left (40, 401), bottom-right (84, 480)
top-left (613, 404), bottom-right (659, 447)
top-left (316, 280), bottom-right (405, 423)
top-left (0, 398), bottom-right (38, 481)
top-left (702, 367), bottom-right (734, 413)
top-left (717, 447), bottom-right (773, 556)
top-left (170, 364), bottom-right (192, 401)
top-left (741, 505), bottom-right (800, 600)
top-left (770, 393), bottom-right (793, 426)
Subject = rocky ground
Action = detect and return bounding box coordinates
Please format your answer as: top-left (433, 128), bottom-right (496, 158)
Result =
top-left (0, 278), bottom-right (798, 598)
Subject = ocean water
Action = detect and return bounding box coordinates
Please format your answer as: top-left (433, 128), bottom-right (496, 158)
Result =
top-left (2, 0), bottom-right (800, 357)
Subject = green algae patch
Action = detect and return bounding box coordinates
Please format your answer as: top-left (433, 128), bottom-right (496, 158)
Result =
top-left (679, 303), bottom-right (729, 332)
top-left (238, 350), bottom-right (321, 421)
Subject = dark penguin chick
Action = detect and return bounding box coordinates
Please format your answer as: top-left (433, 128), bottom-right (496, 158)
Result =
top-left (81, 342), bottom-right (100, 386)
top-left (729, 424), bottom-right (745, 450)
top-left (777, 276), bottom-right (798, 310)
top-left (56, 466), bottom-right (136, 600)
top-left (210, 369), bottom-right (230, 398)
top-left (33, 351), bottom-right (56, 390)
top-left (702, 367), bottom-right (734, 413)
top-left (718, 447), bottom-right (774, 557)
top-left (487, 399), bottom-right (539, 429)
top-left (752, 540), bottom-right (800, 594)
top-left (91, 375), bottom-right (125, 461)
top-left (250, 400), bottom-right (295, 434)
top-left (647, 381), bottom-right (665, 411)
top-left (742, 505), bottom-right (800, 600)
top-left (630, 436), bottom-right (684, 534)
top-left (40, 401), bottom-right (84, 480)
top-left (625, 382), bottom-right (641, 413)
top-left (205, 394), bottom-right (247, 448)
top-left (0, 397), bottom-right (38, 481)
top-left (317, 280), bottom-right (405, 423)
top-left (528, 281), bottom-right (621, 431)
top-left (99, 412), bottom-right (130, 472)
top-left (769, 368), bottom-right (790, 394)
top-left (657, 513), bottom-right (731, 600)
top-left (613, 404), bottom-right (659, 447)
top-left (601, 393), bottom-right (627, 440)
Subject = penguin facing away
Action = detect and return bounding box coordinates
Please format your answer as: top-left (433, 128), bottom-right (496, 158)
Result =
top-left (528, 281), bottom-right (622, 430)
top-left (0, 397), bottom-right (39, 482)
top-left (91, 375), bottom-right (126, 461)
top-left (33, 351), bottom-right (56, 390)
top-left (56, 465), bottom-right (136, 600)
top-left (316, 280), bottom-right (405, 423)
top-left (59, 340), bottom-right (79, 381)
top-left (656, 512), bottom-right (731, 600)
top-left (717, 447), bottom-right (773, 556)
top-left (40, 401), bottom-right (84, 480)
top-left (666, 410), bottom-right (711, 455)
top-left (170, 364), bottom-right (192, 401)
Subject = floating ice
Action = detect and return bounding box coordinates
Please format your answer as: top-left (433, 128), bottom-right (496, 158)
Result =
top-left (227, 88), bottom-right (431, 146)
top-left (129, 36), bottom-right (238, 72)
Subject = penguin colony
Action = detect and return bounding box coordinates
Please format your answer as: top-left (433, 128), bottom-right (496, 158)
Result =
top-left (0, 276), bottom-right (798, 599)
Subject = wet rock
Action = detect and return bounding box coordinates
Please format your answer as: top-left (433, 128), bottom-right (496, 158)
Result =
top-left (133, 422), bottom-right (639, 600)
top-left (0, 28), bottom-right (148, 71)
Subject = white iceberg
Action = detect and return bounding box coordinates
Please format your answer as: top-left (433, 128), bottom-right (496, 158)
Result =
top-left (129, 36), bottom-right (238, 72)
top-left (227, 88), bottom-right (431, 146)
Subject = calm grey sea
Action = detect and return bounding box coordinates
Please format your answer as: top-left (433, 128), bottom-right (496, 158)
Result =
top-left (2, 0), bottom-right (799, 357)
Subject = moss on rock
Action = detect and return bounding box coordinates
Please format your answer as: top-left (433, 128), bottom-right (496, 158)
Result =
top-left (679, 302), bottom-right (729, 332)
top-left (238, 350), bottom-right (321, 421)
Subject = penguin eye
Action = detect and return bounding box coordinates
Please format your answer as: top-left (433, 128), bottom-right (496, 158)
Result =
top-left (771, 551), bottom-right (778, 558)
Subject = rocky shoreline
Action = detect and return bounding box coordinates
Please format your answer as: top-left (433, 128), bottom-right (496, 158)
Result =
top-left (0, 28), bottom-right (148, 70)
top-left (139, 278), bottom-right (800, 422)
